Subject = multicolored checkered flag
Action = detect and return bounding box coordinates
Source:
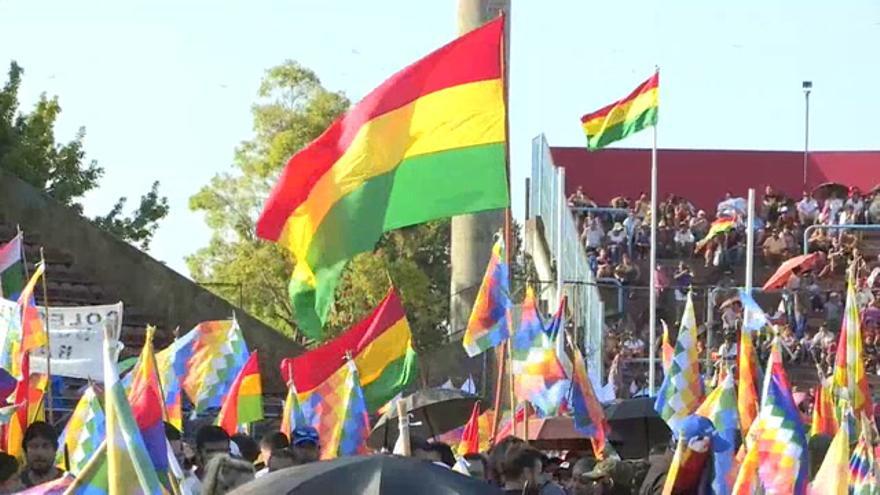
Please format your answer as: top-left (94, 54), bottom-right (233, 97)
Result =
top-left (654, 291), bottom-right (704, 433)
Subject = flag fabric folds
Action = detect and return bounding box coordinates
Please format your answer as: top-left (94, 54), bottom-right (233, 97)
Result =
top-left (581, 72), bottom-right (658, 150)
top-left (299, 360), bottom-right (370, 460)
top-left (256, 17), bottom-right (509, 338)
top-left (737, 324), bottom-right (760, 436)
top-left (655, 292), bottom-right (704, 433)
top-left (127, 326), bottom-right (171, 486)
top-left (156, 319), bottom-right (249, 415)
top-left (511, 289), bottom-right (565, 415)
top-left (457, 401), bottom-right (481, 456)
top-left (0, 234), bottom-right (23, 299)
top-left (66, 325), bottom-right (165, 494)
top-left (56, 385), bottom-right (105, 475)
top-left (463, 238), bottom-right (511, 358)
top-left (660, 319), bottom-right (674, 373)
top-left (695, 372), bottom-right (739, 495)
top-left (745, 340), bottom-right (808, 495)
top-left (695, 217), bottom-right (736, 251)
top-left (280, 378), bottom-right (306, 441)
top-left (570, 339), bottom-right (608, 460)
top-left (810, 378), bottom-right (837, 437)
top-left (280, 288), bottom-right (417, 412)
top-left (216, 351), bottom-right (264, 436)
top-left (832, 271), bottom-right (873, 420)
top-left (809, 416), bottom-right (849, 494)
top-left (849, 425), bottom-right (879, 494)
top-left (738, 289), bottom-right (769, 332)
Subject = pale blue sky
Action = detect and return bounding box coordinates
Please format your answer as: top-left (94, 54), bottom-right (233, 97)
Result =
top-left (1, 0), bottom-right (878, 275)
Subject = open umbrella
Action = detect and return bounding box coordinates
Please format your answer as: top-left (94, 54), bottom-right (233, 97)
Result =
top-left (369, 388), bottom-right (483, 450)
top-left (519, 415), bottom-right (597, 451)
top-left (812, 182), bottom-right (848, 200)
top-left (603, 398), bottom-right (671, 459)
top-left (230, 455), bottom-right (502, 495)
top-left (762, 253), bottom-right (820, 290)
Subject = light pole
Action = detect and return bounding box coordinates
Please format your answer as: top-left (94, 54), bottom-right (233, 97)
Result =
top-left (802, 80), bottom-right (812, 188)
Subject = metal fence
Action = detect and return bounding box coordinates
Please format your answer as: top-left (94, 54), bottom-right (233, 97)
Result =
top-left (531, 134), bottom-right (606, 375)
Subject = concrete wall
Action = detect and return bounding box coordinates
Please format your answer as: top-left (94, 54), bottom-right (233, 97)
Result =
top-left (0, 169), bottom-right (299, 392)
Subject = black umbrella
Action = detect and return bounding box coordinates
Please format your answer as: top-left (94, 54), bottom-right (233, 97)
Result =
top-left (603, 398), bottom-right (671, 459)
top-left (369, 388), bottom-right (483, 450)
top-left (230, 455), bottom-right (502, 495)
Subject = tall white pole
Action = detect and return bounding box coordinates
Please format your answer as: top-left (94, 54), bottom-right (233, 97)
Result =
top-left (557, 167), bottom-right (566, 309)
top-left (745, 188), bottom-right (755, 293)
top-left (648, 121), bottom-right (659, 395)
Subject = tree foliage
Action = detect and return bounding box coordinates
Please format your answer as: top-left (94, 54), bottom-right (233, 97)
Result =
top-left (188, 60), bottom-right (453, 351)
top-left (0, 61), bottom-right (169, 249)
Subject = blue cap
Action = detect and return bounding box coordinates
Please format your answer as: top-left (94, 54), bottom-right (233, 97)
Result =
top-left (292, 426), bottom-right (320, 446)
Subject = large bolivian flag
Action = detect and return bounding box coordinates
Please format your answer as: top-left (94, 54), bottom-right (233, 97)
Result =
top-left (256, 17), bottom-right (509, 339)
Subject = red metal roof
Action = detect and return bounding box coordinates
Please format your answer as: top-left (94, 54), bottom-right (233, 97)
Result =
top-left (549, 147), bottom-right (880, 211)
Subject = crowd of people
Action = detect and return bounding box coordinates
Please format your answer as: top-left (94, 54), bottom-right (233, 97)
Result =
top-left (571, 183), bottom-right (880, 399)
top-left (0, 415), bottom-right (672, 494)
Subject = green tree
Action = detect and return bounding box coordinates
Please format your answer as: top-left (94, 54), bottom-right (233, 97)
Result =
top-left (188, 60), bottom-right (453, 350)
top-left (0, 61), bottom-right (169, 249)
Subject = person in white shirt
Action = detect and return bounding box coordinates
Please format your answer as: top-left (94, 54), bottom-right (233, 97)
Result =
top-left (823, 193), bottom-right (844, 225)
top-left (847, 189), bottom-right (865, 222)
top-left (673, 225), bottom-right (695, 256)
top-left (797, 190), bottom-right (819, 225)
top-left (607, 223), bottom-right (627, 263)
top-left (581, 218), bottom-right (604, 250)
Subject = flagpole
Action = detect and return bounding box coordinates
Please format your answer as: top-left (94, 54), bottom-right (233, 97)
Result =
top-left (648, 90), bottom-right (659, 396)
top-left (745, 188), bottom-right (755, 294)
top-left (38, 249), bottom-right (53, 424)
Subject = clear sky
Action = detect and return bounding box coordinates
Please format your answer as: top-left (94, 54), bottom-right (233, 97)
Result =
top-left (1, 0), bottom-right (878, 275)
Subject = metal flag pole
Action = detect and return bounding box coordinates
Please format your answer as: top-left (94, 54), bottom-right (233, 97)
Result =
top-left (648, 92), bottom-right (659, 396)
top-left (746, 189), bottom-right (756, 294)
top-left (38, 248), bottom-right (53, 424)
top-left (556, 167), bottom-right (565, 309)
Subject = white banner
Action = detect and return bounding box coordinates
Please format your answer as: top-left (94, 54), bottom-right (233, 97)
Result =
top-left (30, 302), bottom-right (124, 381)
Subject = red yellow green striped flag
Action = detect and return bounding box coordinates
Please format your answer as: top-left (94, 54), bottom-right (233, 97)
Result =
top-left (281, 288), bottom-right (417, 412)
top-left (256, 17), bottom-right (509, 339)
top-left (581, 72), bottom-right (658, 150)
top-left (216, 351), bottom-right (263, 436)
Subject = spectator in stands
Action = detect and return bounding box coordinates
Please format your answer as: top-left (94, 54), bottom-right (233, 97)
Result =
top-left (622, 331), bottom-right (646, 358)
top-left (657, 220), bottom-right (674, 258)
top-left (867, 192), bottom-right (880, 224)
top-left (673, 224), bottom-right (695, 257)
top-left (634, 192), bottom-right (650, 219)
top-left (673, 262), bottom-right (693, 315)
top-left (690, 210), bottom-right (710, 240)
top-left (821, 191), bottom-right (844, 226)
top-left (762, 185), bottom-right (783, 223)
top-left (762, 230), bottom-right (788, 267)
top-left (808, 228), bottom-right (831, 253)
top-left (634, 225), bottom-right (650, 260)
top-left (623, 210), bottom-right (641, 253)
top-left (596, 249), bottom-right (614, 279)
top-left (824, 292), bottom-right (843, 330)
top-left (781, 225), bottom-right (799, 254)
top-left (847, 188), bottom-right (865, 223)
top-left (607, 223), bottom-right (627, 263)
top-left (839, 204), bottom-right (858, 227)
top-left (581, 217), bottom-right (604, 251)
top-left (568, 186), bottom-right (587, 207)
top-left (614, 253), bottom-right (641, 288)
top-left (797, 190), bottom-right (820, 225)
